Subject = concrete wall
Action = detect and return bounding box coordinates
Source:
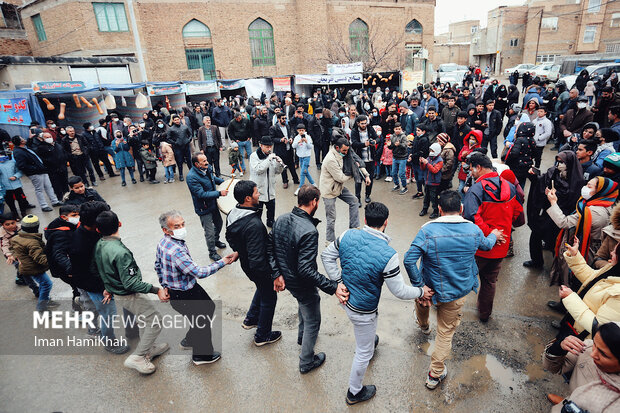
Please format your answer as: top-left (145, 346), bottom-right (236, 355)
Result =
top-left (433, 44), bottom-right (469, 66)
top-left (0, 64), bottom-right (70, 90)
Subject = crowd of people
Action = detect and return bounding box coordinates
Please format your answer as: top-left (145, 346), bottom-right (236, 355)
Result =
top-left (1, 68), bottom-right (620, 411)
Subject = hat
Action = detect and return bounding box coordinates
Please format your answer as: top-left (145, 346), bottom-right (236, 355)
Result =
top-left (577, 95), bottom-right (588, 103)
top-left (485, 99), bottom-right (495, 105)
top-left (407, 134), bottom-right (415, 142)
top-left (437, 133), bottom-right (449, 145)
top-left (21, 214), bottom-right (39, 232)
top-left (516, 122), bottom-right (535, 138)
top-left (510, 103), bottom-right (522, 114)
top-left (429, 143), bottom-right (441, 157)
top-left (259, 136), bottom-right (273, 146)
top-left (399, 101), bottom-right (408, 109)
top-left (603, 152), bottom-right (620, 172)
top-left (296, 123), bottom-right (306, 130)
top-left (457, 110), bottom-right (468, 118)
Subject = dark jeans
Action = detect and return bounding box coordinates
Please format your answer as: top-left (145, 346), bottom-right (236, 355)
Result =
top-left (280, 151), bottom-right (299, 184)
top-left (146, 168), bottom-right (157, 181)
top-left (355, 161), bottom-right (374, 200)
top-left (89, 150), bottom-right (114, 177)
top-left (482, 133), bottom-right (499, 158)
top-left (475, 256), bottom-right (503, 320)
top-left (289, 288), bottom-right (321, 368)
top-left (413, 164), bottom-right (425, 193)
top-left (259, 199), bottom-right (275, 227)
top-left (245, 276), bottom-right (278, 341)
top-left (68, 154), bottom-right (91, 185)
top-left (533, 146), bottom-right (544, 169)
top-left (205, 146), bottom-right (221, 176)
top-left (529, 228), bottom-right (544, 266)
top-left (48, 169), bottom-right (69, 201)
top-left (4, 187), bottom-right (30, 217)
top-left (169, 283), bottom-right (216, 357)
top-left (422, 184), bottom-right (439, 212)
top-left (199, 211), bottom-right (223, 255)
top-left (135, 158), bottom-right (145, 180)
top-left (314, 140), bottom-right (329, 167)
top-left (173, 145), bottom-right (192, 178)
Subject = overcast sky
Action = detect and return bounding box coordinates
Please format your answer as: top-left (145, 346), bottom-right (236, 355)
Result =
top-left (435, 0), bottom-right (527, 34)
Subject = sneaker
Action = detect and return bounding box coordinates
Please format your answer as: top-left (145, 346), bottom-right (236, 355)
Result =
top-left (242, 319), bottom-right (258, 330)
top-left (139, 177), bottom-right (145, 182)
top-left (146, 342), bottom-right (169, 360)
top-left (419, 209), bottom-right (428, 217)
top-left (365, 196), bottom-right (371, 203)
top-left (179, 176), bottom-right (184, 182)
top-left (87, 327), bottom-right (101, 337)
top-left (231, 173), bottom-right (236, 178)
top-left (91, 181), bottom-right (98, 187)
top-left (43, 299), bottom-right (60, 309)
top-left (420, 325), bottom-right (432, 335)
top-left (131, 179), bottom-right (137, 184)
top-left (209, 253), bottom-right (222, 261)
top-left (412, 192), bottom-right (424, 199)
top-left (169, 178), bottom-right (175, 183)
top-left (99, 176), bottom-right (106, 181)
top-left (391, 185), bottom-right (400, 192)
top-left (240, 172), bottom-right (244, 177)
top-left (42, 206), bottom-right (53, 212)
top-left (523, 260), bottom-right (543, 269)
top-left (72, 296), bottom-right (83, 312)
top-left (300, 352), bottom-right (326, 374)
top-left (283, 182), bottom-right (289, 189)
top-left (124, 354), bottom-right (156, 374)
top-left (254, 331), bottom-right (282, 347)
top-left (346, 385), bottom-right (377, 405)
top-left (121, 182), bottom-right (127, 187)
top-left (192, 353), bottom-right (221, 365)
top-left (425, 367), bottom-right (448, 390)
top-left (149, 180), bottom-right (160, 184)
top-left (105, 344), bottom-right (130, 354)
top-left (15, 276), bottom-right (26, 286)
top-left (429, 212), bottom-right (439, 219)
top-left (215, 241), bottom-right (227, 249)
top-left (179, 338), bottom-right (192, 350)
top-left (51, 202), bottom-right (64, 207)
top-left (385, 176), bottom-right (393, 182)
top-left (163, 180), bottom-right (168, 184)
top-left (399, 187), bottom-right (409, 195)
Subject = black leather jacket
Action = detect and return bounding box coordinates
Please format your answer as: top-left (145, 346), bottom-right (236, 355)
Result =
top-left (271, 207), bottom-right (337, 295)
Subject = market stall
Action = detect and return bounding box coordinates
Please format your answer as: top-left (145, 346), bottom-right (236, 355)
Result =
top-left (0, 89), bottom-right (46, 138)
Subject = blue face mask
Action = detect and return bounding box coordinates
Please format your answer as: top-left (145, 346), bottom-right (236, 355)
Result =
top-left (340, 152), bottom-right (346, 157)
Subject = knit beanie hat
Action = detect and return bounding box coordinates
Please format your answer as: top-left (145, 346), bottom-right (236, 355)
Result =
top-left (21, 214), bottom-right (39, 233)
top-left (429, 143), bottom-right (441, 157)
top-left (399, 101), bottom-right (408, 109)
top-left (603, 152), bottom-right (620, 172)
top-left (230, 142), bottom-right (239, 149)
top-left (436, 133), bottom-right (449, 145)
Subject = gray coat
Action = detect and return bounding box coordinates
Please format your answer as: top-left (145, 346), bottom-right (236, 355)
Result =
top-left (249, 148), bottom-right (284, 202)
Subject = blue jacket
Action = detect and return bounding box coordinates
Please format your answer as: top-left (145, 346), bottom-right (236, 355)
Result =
top-left (186, 165), bottom-right (224, 216)
top-left (422, 97), bottom-right (439, 114)
top-left (0, 158), bottom-right (24, 190)
top-left (400, 112), bottom-right (419, 136)
top-left (211, 105), bottom-right (233, 128)
top-left (404, 215), bottom-right (496, 303)
top-left (339, 228), bottom-right (395, 313)
top-left (113, 140), bottom-right (134, 169)
top-left (423, 155), bottom-right (443, 185)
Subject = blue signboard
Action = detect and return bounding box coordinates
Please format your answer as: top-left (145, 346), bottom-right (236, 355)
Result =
top-left (0, 98), bottom-right (32, 125)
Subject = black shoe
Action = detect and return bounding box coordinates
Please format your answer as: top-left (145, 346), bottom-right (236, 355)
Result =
top-left (523, 260), bottom-right (543, 269)
top-left (551, 320), bottom-right (561, 330)
top-left (51, 202), bottom-right (64, 207)
top-left (254, 331), bottom-right (282, 347)
top-left (179, 338), bottom-right (192, 350)
top-left (215, 241), bottom-right (227, 249)
top-left (105, 344), bottom-right (130, 354)
top-left (25, 204), bottom-right (36, 210)
top-left (91, 181), bottom-right (98, 187)
top-left (429, 212), bottom-right (439, 219)
top-left (297, 337), bottom-right (302, 346)
top-left (300, 352), bottom-right (326, 374)
top-left (365, 196), bottom-right (371, 203)
top-left (346, 385), bottom-right (377, 405)
top-left (241, 319), bottom-right (257, 330)
top-left (32, 287), bottom-right (39, 298)
top-left (149, 180), bottom-right (160, 184)
top-left (358, 201), bottom-right (362, 208)
top-left (547, 301), bottom-right (565, 314)
top-left (209, 253), bottom-right (222, 261)
top-left (192, 353), bottom-right (221, 365)
top-left (266, 221), bottom-right (274, 228)
top-left (412, 192), bottom-right (424, 199)
top-left (99, 176), bottom-right (106, 181)
top-left (419, 209), bottom-right (428, 216)
top-left (42, 206), bottom-right (53, 212)
top-left (131, 179), bottom-right (137, 184)
top-left (179, 176), bottom-right (184, 182)
top-left (109, 173), bottom-right (118, 177)
top-left (139, 177), bottom-right (145, 182)
top-left (374, 335), bottom-right (379, 348)
top-left (15, 276), bottom-right (26, 286)
top-left (121, 181), bottom-right (127, 187)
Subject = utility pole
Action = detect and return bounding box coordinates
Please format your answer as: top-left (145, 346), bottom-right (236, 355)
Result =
top-left (126, 0), bottom-right (148, 82)
top-left (534, 9), bottom-right (543, 65)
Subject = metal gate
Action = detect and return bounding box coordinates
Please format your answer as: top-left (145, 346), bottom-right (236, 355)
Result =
top-left (185, 48), bottom-right (216, 80)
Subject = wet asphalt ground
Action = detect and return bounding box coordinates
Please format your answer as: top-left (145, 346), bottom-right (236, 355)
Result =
top-left (0, 142), bottom-right (568, 412)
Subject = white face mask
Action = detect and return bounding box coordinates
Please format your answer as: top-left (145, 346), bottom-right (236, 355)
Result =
top-left (581, 185), bottom-right (593, 200)
top-left (44, 138), bottom-right (54, 144)
top-left (50, 124), bottom-right (56, 128)
top-left (172, 227), bottom-right (187, 240)
top-left (577, 102), bottom-right (587, 109)
top-left (67, 216), bottom-right (80, 225)
top-left (88, 126), bottom-right (94, 131)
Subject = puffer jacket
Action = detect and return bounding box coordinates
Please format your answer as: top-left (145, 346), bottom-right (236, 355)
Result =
top-left (44, 217), bottom-right (76, 278)
top-left (271, 207), bottom-right (337, 296)
top-left (440, 142), bottom-right (457, 182)
top-left (422, 155), bottom-right (443, 185)
top-left (225, 205), bottom-right (278, 281)
top-left (504, 135), bottom-right (535, 178)
top-left (562, 251), bottom-right (620, 337)
top-left (388, 133), bottom-right (409, 160)
top-left (9, 231), bottom-right (48, 276)
top-left (249, 148), bottom-right (284, 202)
top-left (167, 124), bottom-right (192, 148)
top-left (457, 130), bottom-right (482, 181)
top-left (543, 340), bottom-right (620, 413)
top-left (160, 141), bottom-right (176, 167)
top-left (186, 165), bottom-right (224, 215)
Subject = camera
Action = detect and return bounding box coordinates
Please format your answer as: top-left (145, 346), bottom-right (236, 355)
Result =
top-left (561, 400), bottom-right (589, 413)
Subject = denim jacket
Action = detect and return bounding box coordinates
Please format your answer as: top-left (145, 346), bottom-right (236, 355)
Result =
top-left (404, 215), bottom-right (496, 303)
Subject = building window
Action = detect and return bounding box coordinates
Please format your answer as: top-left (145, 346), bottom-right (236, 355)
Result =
top-left (588, 0), bottom-right (601, 13)
top-left (185, 48), bottom-right (216, 80)
top-left (510, 38), bottom-right (519, 47)
top-left (248, 18), bottom-right (275, 67)
top-left (349, 18), bottom-right (369, 60)
top-left (182, 19), bottom-right (211, 38)
top-left (405, 19), bottom-right (423, 35)
top-left (31, 14), bottom-right (46, 41)
top-left (606, 43), bottom-right (620, 53)
top-left (541, 17), bottom-right (558, 30)
top-left (583, 25), bottom-right (597, 43)
top-left (93, 3), bottom-right (129, 32)
top-left (611, 13), bottom-right (620, 28)
top-left (536, 54), bottom-right (559, 64)
top-left (471, 25), bottom-right (478, 34)
top-left (1, 3), bottom-right (24, 29)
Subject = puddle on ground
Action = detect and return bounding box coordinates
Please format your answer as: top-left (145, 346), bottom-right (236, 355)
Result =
top-left (485, 354), bottom-right (529, 393)
top-left (453, 354), bottom-right (530, 395)
top-left (419, 339), bottom-right (435, 356)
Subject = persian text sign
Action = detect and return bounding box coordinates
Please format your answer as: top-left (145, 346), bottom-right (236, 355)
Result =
top-left (272, 77), bottom-right (291, 92)
top-left (295, 73), bottom-right (363, 85)
top-left (0, 98), bottom-right (31, 125)
top-left (32, 81), bottom-right (86, 92)
top-left (327, 62), bottom-right (363, 75)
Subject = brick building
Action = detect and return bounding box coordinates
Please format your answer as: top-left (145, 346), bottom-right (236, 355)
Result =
top-left (433, 20), bottom-right (479, 67)
top-left (1, 0), bottom-right (31, 58)
top-left (16, 0), bottom-right (436, 83)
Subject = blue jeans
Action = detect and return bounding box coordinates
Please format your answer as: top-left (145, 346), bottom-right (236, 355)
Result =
top-left (29, 273), bottom-right (52, 311)
top-left (392, 159), bottom-right (407, 188)
top-left (164, 165), bottom-right (175, 180)
top-left (237, 140), bottom-right (252, 170)
top-left (231, 163), bottom-right (243, 173)
top-left (298, 156), bottom-right (314, 187)
top-left (413, 163), bottom-right (425, 193)
top-left (86, 291), bottom-right (118, 340)
top-left (383, 164), bottom-right (392, 176)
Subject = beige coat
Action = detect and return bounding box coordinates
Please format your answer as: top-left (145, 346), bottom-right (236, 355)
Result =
top-left (160, 141), bottom-right (176, 167)
top-left (319, 146), bottom-right (352, 199)
top-left (543, 341), bottom-right (620, 413)
top-left (563, 251), bottom-right (620, 336)
top-left (594, 225), bottom-right (620, 269)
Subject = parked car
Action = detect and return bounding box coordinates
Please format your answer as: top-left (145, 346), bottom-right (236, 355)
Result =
top-left (560, 63), bottom-right (620, 90)
top-left (504, 64), bottom-right (535, 78)
top-left (436, 63), bottom-right (467, 83)
top-left (530, 64), bottom-right (560, 81)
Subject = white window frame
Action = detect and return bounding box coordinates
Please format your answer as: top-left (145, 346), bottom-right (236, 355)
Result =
top-left (541, 17), bottom-right (558, 31)
top-left (583, 25), bottom-right (597, 43)
top-left (611, 13), bottom-right (620, 28)
top-left (588, 0), bottom-right (601, 13)
top-left (536, 54), bottom-right (559, 64)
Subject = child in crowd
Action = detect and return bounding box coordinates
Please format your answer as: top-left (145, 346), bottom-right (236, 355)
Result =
top-left (160, 140), bottom-right (176, 183)
top-left (406, 134), bottom-right (415, 184)
top-left (0, 212), bottom-right (38, 296)
top-left (419, 143), bottom-right (444, 219)
top-left (140, 140), bottom-right (160, 184)
top-left (389, 123), bottom-right (409, 194)
top-left (0, 153), bottom-right (34, 219)
top-left (457, 130), bottom-right (482, 198)
top-left (381, 134), bottom-right (393, 182)
top-left (584, 80), bottom-right (596, 106)
top-left (9, 214), bottom-right (58, 311)
top-left (229, 142), bottom-right (244, 177)
top-left (64, 176), bottom-right (105, 206)
top-left (292, 124), bottom-right (315, 196)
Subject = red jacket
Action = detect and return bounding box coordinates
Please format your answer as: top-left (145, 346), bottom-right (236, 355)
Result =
top-left (457, 130), bottom-right (482, 181)
top-left (463, 171), bottom-right (523, 259)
